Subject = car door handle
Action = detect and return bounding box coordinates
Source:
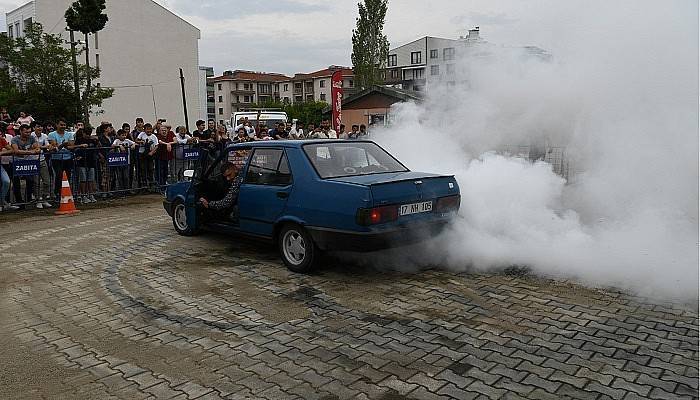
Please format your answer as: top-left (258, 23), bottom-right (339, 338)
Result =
top-left (277, 191), bottom-right (289, 199)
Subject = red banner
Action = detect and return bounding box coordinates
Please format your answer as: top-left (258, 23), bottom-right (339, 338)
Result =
top-left (331, 70), bottom-right (343, 132)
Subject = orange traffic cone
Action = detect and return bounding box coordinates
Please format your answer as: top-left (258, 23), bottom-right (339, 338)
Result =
top-left (55, 172), bottom-right (80, 215)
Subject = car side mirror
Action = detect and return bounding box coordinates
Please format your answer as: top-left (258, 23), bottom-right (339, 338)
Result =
top-left (183, 169), bottom-right (194, 178)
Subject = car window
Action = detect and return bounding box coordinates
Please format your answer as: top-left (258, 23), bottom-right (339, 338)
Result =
top-left (303, 142), bottom-right (408, 179)
top-left (245, 148), bottom-right (292, 186)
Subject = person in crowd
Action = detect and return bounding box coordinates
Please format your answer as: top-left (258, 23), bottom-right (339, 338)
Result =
top-left (270, 122), bottom-right (289, 140)
top-left (289, 119), bottom-right (304, 139)
top-left (243, 118), bottom-right (256, 139)
top-left (320, 119), bottom-right (338, 139)
top-left (111, 129), bottom-right (136, 191)
top-left (309, 124), bottom-right (328, 139)
top-left (31, 122), bottom-right (52, 207)
top-left (233, 127), bottom-right (250, 143)
top-left (213, 124), bottom-right (231, 150)
top-left (337, 124), bottom-right (347, 139)
top-left (307, 123), bottom-right (316, 136)
top-left (359, 124), bottom-right (368, 137)
top-left (255, 126), bottom-right (273, 141)
top-left (47, 118), bottom-right (76, 199)
top-left (10, 124), bottom-right (40, 208)
top-left (16, 111), bottom-right (34, 126)
top-left (136, 123), bottom-right (159, 190)
top-left (173, 126), bottom-right (194, 180)
top-left (97, 122), bottom-right (115, 193)
top-left (155, 125), bottom-right (175, 189)
top-left (74, 127), bottom-right (98, 203)
top-left (348, 124), bottom-right (360, 139)
top-left (206, 119), bottom-right (216, 136)
top-left (0, 108), bottom-right (12, 124)
top-left (0, 132), bottom-right (17, 211)
top-left (74, 120), bottom-right (85, 133)
top-left (131, 118), bottom-right (145, 141)
top-left (193, 120), bottom-right (212, 143)
top-left (199, 161), bottom-right (243, 219)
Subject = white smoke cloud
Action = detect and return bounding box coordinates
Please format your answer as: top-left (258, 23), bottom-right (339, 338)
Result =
top-left (372, 1), bottom-right (698, 300)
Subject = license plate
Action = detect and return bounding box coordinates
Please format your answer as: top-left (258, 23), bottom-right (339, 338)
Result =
top-left (399, 201), bottom-right (433, 216)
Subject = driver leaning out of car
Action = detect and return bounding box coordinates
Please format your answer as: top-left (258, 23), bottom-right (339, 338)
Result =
top-left (199, 162), bottom-right (243, 211)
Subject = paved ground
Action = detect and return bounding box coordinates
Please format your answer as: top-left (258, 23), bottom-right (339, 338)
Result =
top-left (1, 197), bottom-right (698, 400)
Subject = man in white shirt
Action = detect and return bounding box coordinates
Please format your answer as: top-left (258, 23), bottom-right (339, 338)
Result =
top-left (320, 120), bottom-right (337, 139)
top-left (174, 126), bottom-right (193, 180)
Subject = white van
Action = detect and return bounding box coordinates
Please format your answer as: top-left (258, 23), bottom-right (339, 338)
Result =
top-left (230, 111), bottom-right (288, 132)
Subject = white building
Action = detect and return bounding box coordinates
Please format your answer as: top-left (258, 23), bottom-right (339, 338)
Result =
top-left (198, 66), bottom-right (214, 122)
top-left (6, 0), bottom-right (201, 127)
top-left (385, 28), bottom-right (483, 91)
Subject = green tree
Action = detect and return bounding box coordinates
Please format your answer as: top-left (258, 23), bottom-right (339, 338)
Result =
top-left (65, 0), bottom-right (108, 124)
top-left (351, 0), bottom-right (390, 90)
top-left (0, 23), bottom-right (113, 123)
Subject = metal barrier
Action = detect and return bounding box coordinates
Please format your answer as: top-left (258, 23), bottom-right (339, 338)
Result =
top-left (1, 143), bottom-right (204, 209)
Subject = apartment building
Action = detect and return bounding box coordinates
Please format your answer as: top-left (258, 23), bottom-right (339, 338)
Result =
top-left (199, 66), bottom-right (215, 122)
top-left (5, 0), bottom-right (201, 127)
top-left (385, 28), bottom-right (482, 91)
top-left (210, 70), bottom-right (290, 125)
top-left (210, 66), bottom-right (356, 125)
top-left (282, 66), bottom-right (355, 104)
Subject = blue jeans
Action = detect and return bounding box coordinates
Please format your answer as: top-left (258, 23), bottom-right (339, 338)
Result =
top-left (0, 166), bottom-right (9, 205)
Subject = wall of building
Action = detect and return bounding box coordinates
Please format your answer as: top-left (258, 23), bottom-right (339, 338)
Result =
top-left (8, 0), bottom-right (201, 128)
top-left (342, 107), bottom-right (391, 129)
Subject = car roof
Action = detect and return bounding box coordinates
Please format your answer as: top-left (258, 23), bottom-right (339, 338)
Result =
top-left (226, 139), bottom-right (376, 150)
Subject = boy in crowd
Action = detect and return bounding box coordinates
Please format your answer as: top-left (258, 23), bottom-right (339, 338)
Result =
top-left (111, 129), bottom-right (136, 191)
top-left (136, 123), bottom-right (159, 189)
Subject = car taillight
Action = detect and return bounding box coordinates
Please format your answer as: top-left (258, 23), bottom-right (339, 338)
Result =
top-left (356, 205), bottom-right (398, 226)
top-left (436, 195), bottom-right (461, 212)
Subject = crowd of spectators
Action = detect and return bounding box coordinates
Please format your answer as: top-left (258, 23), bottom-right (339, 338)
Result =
top-left (0, 108), bottom-right (372, 212)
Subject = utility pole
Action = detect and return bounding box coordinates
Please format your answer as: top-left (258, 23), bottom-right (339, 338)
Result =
top-left (68, 30), bottom-right (81, 122)
top-left (179, 68), bottom-right (189, 132)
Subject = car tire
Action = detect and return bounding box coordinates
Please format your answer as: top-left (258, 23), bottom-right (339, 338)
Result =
top-left (172, 199), bottom-right (198, 236)
top-left (278, 224), bottom-right (317, 273)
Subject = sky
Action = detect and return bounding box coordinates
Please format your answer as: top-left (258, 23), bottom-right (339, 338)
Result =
top-left (0, 0), bottom-right (630, 76)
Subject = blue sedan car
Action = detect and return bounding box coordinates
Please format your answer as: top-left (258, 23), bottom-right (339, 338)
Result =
top-left (163, 140), bottom-right (460, 273)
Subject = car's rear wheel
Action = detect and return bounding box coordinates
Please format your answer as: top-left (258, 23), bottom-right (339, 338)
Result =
top-left (278, 224), bottom-right (317, 273)
top-left (172, 199), bottom-right (198, 236)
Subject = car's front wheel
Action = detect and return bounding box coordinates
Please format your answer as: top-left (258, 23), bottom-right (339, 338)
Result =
top-left (278, 224), bottom-right (317, 273)
top-left (172, 199), bottom-right (198, 236)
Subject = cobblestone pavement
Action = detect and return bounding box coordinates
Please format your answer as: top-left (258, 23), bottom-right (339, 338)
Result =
top-left (1, 200), bottom-right (698, 400)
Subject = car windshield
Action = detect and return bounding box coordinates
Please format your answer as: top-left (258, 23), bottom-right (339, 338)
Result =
top-left (303, 142), bottom-right (408, 179)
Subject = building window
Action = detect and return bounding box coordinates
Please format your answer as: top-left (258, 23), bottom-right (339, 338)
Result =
top-left (217, 83), bottom-right (222, 91)
top-left (220, 120), bottom-right (224, 125)
top-left (94, 31), bottom-right (99, 49)
top-left (411, 51), bottom-right (422, 64)
top-left (218, 95), bottom-right (222, 102)
top-left (446, 64), bottom-right (455, 74)
top-left (319, 79), bottom-right (325, 88)
top-left (218, 108), bottom-right (223, 115)
top-left (430, 49), bottom-right (438, 59)
top-left (283, 97), bottom-right (290, 103)
top-left (236, 95), bottom-right (240, 102)
top-left (390, 69), bottom-right (399, 79)
top-left (320, 93), bottom-right (326, 101)
top-left (244, 95), bottom-right (250, 103)
top-left (7, 25), bottom-right (12, 38)
top-left (95, 54), bottom-right (100, 70)
top-left (431, 65), bottom-right (439, 75)
top-left (414, 68), bottom-right (424, 79)
top-left (283, 83), bottom-right (288, 91)
top-left (244, 83), bottom-right (250, 90)
top-left (349, 79), bottom-right (354, 88)
top-left (444, 47), bottom-right (455, 61)
top-left (306, 94), bottom-right (313, 101)
top-left (15, 23), bottom-right (20, 37)
top-left (236, 83), bottom-right (239, 90)
top-left (388, 54), bottom-right (397, 67)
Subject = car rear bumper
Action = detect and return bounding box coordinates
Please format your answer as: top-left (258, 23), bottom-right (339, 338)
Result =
top-left (306, 219), bottom-right (451, 252)
top-left (163, 200), bottom-right (172, 216)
